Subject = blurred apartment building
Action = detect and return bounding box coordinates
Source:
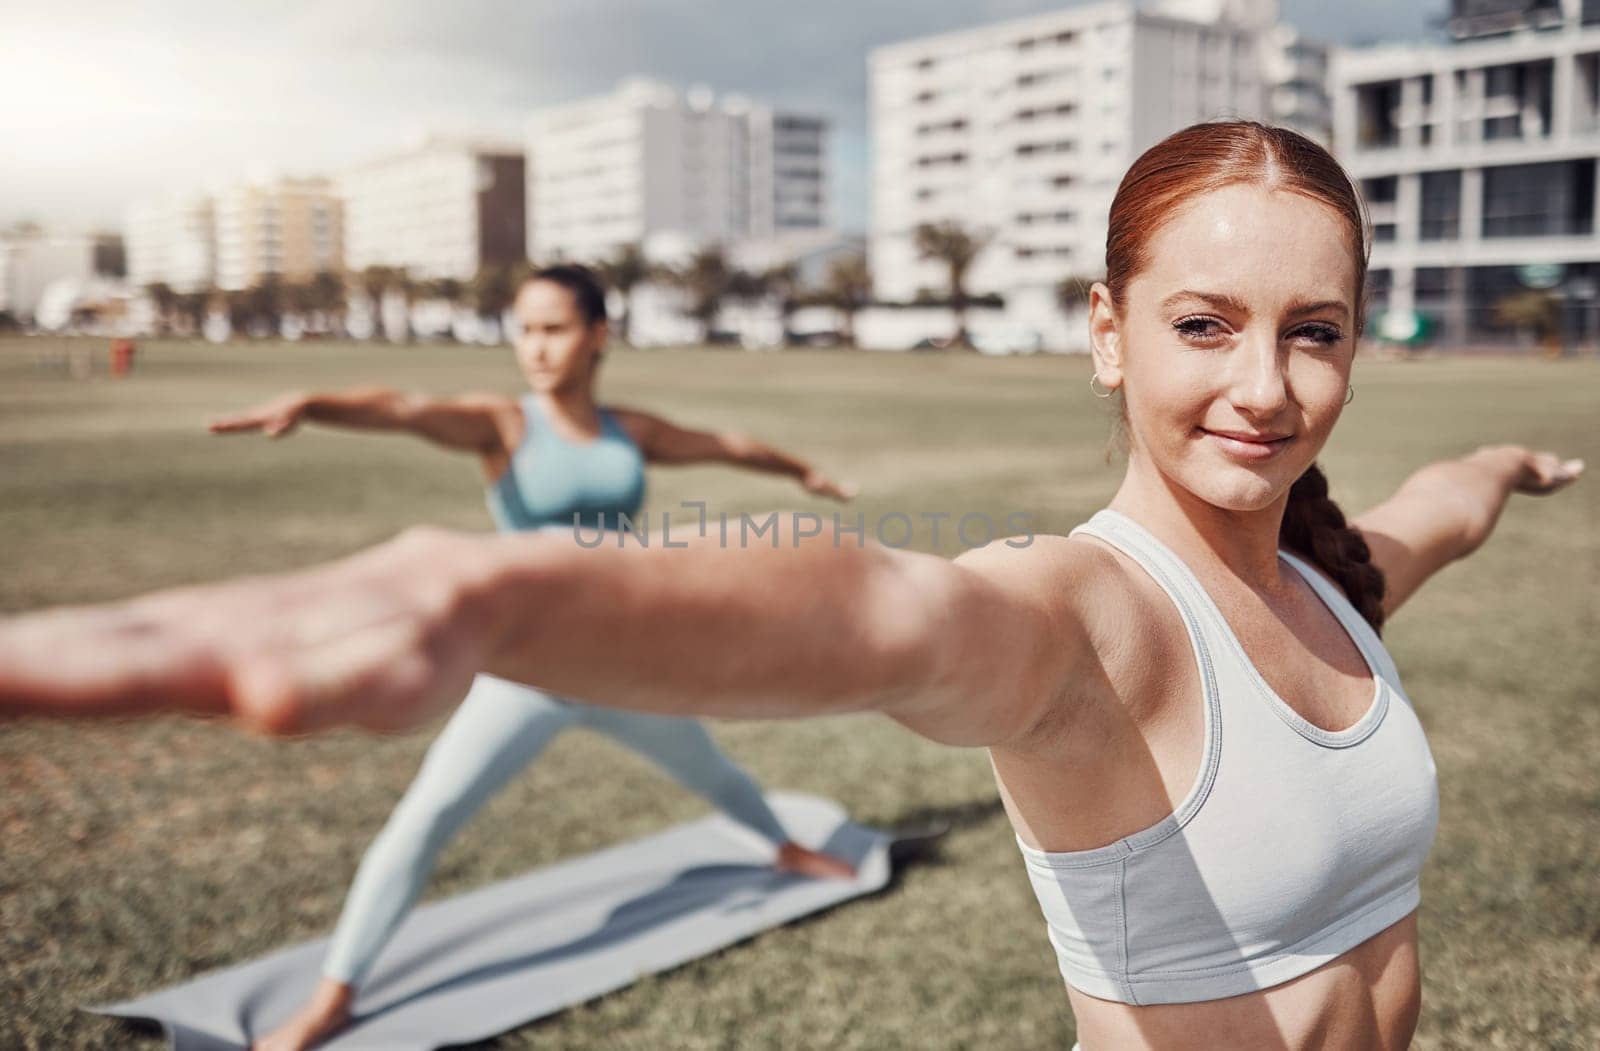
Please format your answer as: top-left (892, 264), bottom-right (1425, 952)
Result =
top-left (527, 78), bottom-right (830, 263)
top-left (0, 229), bottom-right (124, 324)
top-left (214, 177), bottom-right (343, 291)
top-left (869, 1), bottom-right (1323, 345)
top-left (125, 194), bottom-right (215, 292)
top-left (339, 137), bottom-right (526, 281)
top-left (1265, 23), bottom-right (1334, 145)
top-left (1334, 0), bottom-right (1600, 346)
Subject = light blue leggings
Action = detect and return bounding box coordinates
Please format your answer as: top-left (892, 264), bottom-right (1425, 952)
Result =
top-left (322, 672), bottom-right (792, 986)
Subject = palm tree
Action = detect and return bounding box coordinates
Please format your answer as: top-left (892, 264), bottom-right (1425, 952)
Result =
top-left (284, 280), bottom-right (317, 320)
top-left (761, 263), bottom-right (801, 346)
top-left (675, 246), bottom-right (734, 339)
top-left (144, 282), bottom-right (177, 336)
top-left (914, 221), bottom-right (986, 349)
top-left (822, 253), bottom-right (873, 346)
top-left (1054, 274), bottom-right (1101, 316)
top-left (309, 269), bottom-right (346, 328)
top-left (469, 261), bottom-right (518, 322)
top-left (245, 275), bottom-right (284, 337)
top-left (359, 266), bottom-right (398, 310)
top-left (175, 291), bottom-right (208, 335)
top-left (428, 277), bottom-right (465, 305)
top-left (357, 265), bottom-right (410, 341)
top-left (592, 243), bottom-right (652, 345)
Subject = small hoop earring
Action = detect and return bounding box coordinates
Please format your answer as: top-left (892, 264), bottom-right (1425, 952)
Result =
top-left (1089, 373), bottom-right (1115, 399)
top-left (1344, 384), bottom-right (1356, 405)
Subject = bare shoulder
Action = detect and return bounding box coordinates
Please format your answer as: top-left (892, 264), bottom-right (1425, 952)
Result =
top-left (1002, 530), bottom-right (1192, 749)
top-left (949, 531), bottom-right (1165, 745)
top-left (602, 404), bottom-right (664, 448)
top-left (954, 530), bottom-right (1112, 606)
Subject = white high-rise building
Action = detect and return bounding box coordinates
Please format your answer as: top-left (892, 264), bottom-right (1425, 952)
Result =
top-left (1264, 25), bottom-right (1333, 145)
top-left (339, 137), bottom-right (526, 282)
top-left (125, 194), bottom-right (215, 292)
top-left (1333, 0), bottom-right (1600, 347)
top-left (214, 176), bottom-right (342, 292)
top-left (870, 1), bottom-right (1284, 343)
top-left (527, 79), bottom-right (829, 263)
top-left (1160, 2), bottom-right (1332, 142)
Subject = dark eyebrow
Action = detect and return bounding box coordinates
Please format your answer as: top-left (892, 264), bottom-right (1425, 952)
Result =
top-left (1160, 291), bottom-right (1349, 323)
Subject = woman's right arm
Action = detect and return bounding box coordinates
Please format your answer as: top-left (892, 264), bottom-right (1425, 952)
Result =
top-left (0, 523), bottom-right (1094, 748)
top-left (209, 388), bottom-right (512, 458)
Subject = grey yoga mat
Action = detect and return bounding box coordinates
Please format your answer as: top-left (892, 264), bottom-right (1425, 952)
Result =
top-left (91, 793), bottom-right (895, 1051)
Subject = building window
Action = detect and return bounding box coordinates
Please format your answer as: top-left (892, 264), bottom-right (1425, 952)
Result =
top-left (1483, 160), bottom-right (1597, 236)
top-left (1365, 267), bottom-right (1393, 315)
top-left (1361, 175), bottom-right (1398, 204)
top-left (1414, 267), bottom-right (1454, 300)
top-left (1373, 223), bottom-right (1398, 242)
top-left (1484, 115), bottom-right (1522, 140)
top-left (1420, 170), bottom-right (1462, 240)
top-left (1356, 80), bottom-right (1402, 148)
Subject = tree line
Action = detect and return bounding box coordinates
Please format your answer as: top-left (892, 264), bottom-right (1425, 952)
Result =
top-left (141, 223), bottom-right (1104, 349)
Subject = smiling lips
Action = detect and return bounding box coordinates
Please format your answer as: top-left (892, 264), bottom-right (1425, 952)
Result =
top-left (1202, 428), bottom-right (1293, 461)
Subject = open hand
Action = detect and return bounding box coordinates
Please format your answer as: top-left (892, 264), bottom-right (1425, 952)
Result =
top-left (1488, 445), bottom-right (1586, 495)
top-left (210, 394), bottom-right (308, 438)
top-left (0, 528), bottom-right (498, 735)
top-left (801, 469), bottom-right (858, 503)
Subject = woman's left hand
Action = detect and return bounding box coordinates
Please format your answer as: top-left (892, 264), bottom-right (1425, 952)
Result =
top-left (1482, 445), bottom-right (1586, 495)
top-left (801, 469), bottom-right (859, 502)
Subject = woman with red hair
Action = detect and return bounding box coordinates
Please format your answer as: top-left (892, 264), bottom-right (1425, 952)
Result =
top-left (0, 122), bottom-right (1583, 1047)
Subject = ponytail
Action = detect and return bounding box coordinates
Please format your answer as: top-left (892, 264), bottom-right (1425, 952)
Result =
top-left (1279, 464), bottom-right (1387, 633)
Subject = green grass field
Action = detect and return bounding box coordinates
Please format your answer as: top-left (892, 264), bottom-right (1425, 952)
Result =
top-left (2, 337), bottom-right (1597, 1049)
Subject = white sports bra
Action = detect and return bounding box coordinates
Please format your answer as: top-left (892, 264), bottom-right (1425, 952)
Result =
top-left (1017, 508), bottom-right (1440, 1005)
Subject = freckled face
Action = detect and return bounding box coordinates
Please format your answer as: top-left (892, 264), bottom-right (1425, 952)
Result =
top-left (1091, 184), bottom-right (1360, 513)
top-left (511, 280), bottom-right (606, 394)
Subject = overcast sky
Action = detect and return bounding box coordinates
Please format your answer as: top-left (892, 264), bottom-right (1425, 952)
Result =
top-left (2, 1), bottom-right (1443, 235)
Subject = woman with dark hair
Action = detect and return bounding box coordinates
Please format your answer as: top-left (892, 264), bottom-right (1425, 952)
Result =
top-left (0, 125), bottom-right (1584, 1048)
top-left (208, 263), bottom-right (859, 1050)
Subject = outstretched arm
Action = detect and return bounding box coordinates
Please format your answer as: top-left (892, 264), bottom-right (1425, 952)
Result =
top-left (0, 524), bottom-right (1085, 748)
top-left (209, 388), bottom-right (514, 459)
top-left (1353, 444), bottom-right (1583, 619)
top-left (612, 407), bottom-right (857, 501)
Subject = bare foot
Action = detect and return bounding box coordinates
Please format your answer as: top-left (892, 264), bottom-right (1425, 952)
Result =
top-left (252, 977), bottom-right (354, 1051)
top-left (774, 840), bottom-right (857, 880)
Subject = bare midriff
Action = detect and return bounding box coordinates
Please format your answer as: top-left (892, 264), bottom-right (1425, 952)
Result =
top-left (1066, 911), bottom-right (1421, 1051)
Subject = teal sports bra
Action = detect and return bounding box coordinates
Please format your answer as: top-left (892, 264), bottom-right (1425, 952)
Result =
top-left (485, 395), bottom-right (647, 532)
